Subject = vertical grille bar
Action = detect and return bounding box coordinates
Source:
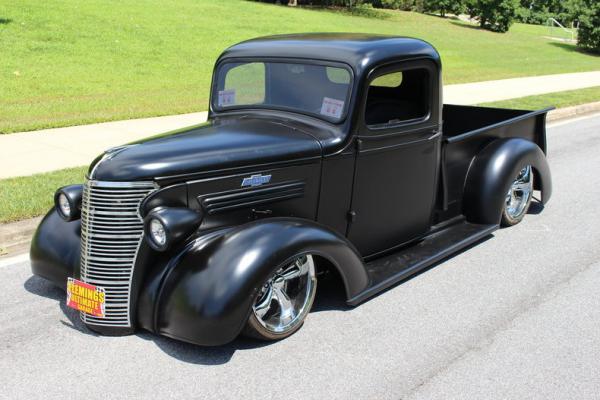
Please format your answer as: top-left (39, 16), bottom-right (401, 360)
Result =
top-left (79, 179), bottom-right (156, 327)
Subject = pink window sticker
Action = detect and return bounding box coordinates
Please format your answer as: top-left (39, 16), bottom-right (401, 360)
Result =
top-left (320, 97), bottom-right (344, 119)
top-left (218, 89), bottom-right (236, 106)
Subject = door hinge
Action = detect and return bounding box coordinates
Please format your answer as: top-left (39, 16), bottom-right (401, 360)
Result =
top-left (347, 210), bottom-right (357, 223)
top-left (355, 138), bottom-right (363, 152)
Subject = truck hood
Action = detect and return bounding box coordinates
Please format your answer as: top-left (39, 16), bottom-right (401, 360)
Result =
top-left (88, 117), bottom-right (322, 182)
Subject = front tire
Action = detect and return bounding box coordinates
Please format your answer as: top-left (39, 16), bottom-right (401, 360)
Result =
top-left (245, 254), bottom-right (317, 341)
top-left (501, 165), bottom-right (534, 226)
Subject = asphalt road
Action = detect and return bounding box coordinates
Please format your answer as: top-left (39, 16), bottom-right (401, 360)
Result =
top-left (2, 114), bottom-right (600, 400)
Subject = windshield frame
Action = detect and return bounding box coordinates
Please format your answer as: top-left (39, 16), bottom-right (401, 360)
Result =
top-left (211, 57), bottom-right (355, 124)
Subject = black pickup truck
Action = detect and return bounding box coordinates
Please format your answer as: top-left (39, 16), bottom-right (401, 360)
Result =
top-left (31, 33), bottom-right (552, 346)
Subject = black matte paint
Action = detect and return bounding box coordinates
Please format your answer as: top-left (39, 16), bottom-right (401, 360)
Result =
top-left (30, 209), bottom-right (81, 289)
top-left (30, 34), bottom-right (552, 345)
top-left (88, 118), bottom-right (322, 182)
top-left (143, 219), bottom-right (367, 346)
top-left (140, 183), bottom-right (188, 218)
top-left (463, 138), bottom-right (552, 225)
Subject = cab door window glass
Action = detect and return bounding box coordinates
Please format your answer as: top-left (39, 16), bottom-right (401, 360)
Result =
top-left (365, 68), bottom-right (430, 127)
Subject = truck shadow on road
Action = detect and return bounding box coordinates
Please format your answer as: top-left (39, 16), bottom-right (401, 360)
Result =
top-left (528, 200), bottom-right (545, 215)
top-left (23, 275), bottom-right (101, 337)
top-left (137, 332), bottom-right (268, 365)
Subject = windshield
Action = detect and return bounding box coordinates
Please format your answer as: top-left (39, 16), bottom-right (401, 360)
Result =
top-left (213, 61), bottom-right (352, 122)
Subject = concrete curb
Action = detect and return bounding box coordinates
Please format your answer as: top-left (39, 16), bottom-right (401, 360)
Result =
top-left (547, 101), bottom-right (600, 122)
top-left (1, 103), bottom-right (599, 259)
top-left (0, 217), bottom-right (42, 260)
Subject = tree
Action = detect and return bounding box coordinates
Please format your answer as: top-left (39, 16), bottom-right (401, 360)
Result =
top-left (471, 0), bottom-right (520, 32)
top-left (516, 0), bottom-right (570, 25)
top-left (577, 0), bottom-right (600, 53)
top-left (423, 0), bottom-right (465, 17)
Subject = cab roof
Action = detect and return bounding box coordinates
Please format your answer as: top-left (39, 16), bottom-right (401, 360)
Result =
top-left (218, 33), bottom-right (441, 75)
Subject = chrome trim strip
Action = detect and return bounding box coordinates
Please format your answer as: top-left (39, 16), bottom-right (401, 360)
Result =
top-left (88, 180), bottom-right (154, 188)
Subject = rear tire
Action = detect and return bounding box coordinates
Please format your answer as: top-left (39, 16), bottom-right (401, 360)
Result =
top-left (501, 165), bottom-right (534, 227)
top-left (244, 254), bottom-right (317, 341)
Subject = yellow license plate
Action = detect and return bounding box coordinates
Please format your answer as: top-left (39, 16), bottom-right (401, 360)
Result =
top-left (66, 277), bottom-right (106, 317)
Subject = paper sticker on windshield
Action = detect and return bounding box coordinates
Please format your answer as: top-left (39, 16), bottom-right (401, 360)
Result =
top-left (218, 89), bottom-right (236, 107)
top-left (320, 97), bottom-right (344, 119)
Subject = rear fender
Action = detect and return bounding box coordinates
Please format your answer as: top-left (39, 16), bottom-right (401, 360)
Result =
top-left (463, 137), bottom-right (552, 225)
top-left (148, 218), bottom-right (367, 346)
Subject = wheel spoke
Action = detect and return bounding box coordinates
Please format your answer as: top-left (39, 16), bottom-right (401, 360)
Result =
top-left (278, 257), bottom-right (309, 281)
top-left (272, 282), bottom-right (295, 323)
top-left (253, 284), bottom-right (273, 319)
top-left (278, 266), bottom-right (301, 281)
top-left (513, 181), bottom-right (532, 192)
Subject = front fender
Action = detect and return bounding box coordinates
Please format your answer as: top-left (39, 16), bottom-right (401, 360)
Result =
top-left (463, 137), bottom-right (552, 225)
top-left (30, 208), bottom-right (81, 289)
top-left (144, 218), bottom-right (367, 346)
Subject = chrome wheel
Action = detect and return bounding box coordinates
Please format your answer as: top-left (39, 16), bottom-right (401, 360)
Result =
top-left (251, 255), bottom-right (317, 336)
top-left (505, 165), bottom-right (533, 221)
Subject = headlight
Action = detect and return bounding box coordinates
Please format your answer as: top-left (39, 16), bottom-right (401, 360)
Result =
top-left (144, 207), bottom-right (202, 251)
top-left (149, 218), bottom-right (167, 248)
top-left (58, 193), bottom-right (71, 217)
top-left (55, 185), bottom-right (83, 221)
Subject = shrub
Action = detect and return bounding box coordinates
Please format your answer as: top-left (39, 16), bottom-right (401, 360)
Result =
top-left (346, 3), bottom-right (389, 18)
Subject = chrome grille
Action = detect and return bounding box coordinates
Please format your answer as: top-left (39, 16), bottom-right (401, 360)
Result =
top-left (80, 180), bottom-right (156, 327)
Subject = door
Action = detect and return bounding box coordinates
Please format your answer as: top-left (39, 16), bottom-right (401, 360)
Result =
top-left (347, 60), bottom-right (441, 256)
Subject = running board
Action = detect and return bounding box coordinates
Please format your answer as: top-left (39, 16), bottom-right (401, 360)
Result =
top-left (347, 221), bottom-right (498, 305)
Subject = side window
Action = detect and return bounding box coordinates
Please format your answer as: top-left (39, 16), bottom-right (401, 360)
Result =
top-left (365, 68), bottom-right (430, 127)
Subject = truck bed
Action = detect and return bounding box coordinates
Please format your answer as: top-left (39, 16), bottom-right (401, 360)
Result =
top-left (443, 104), bottom-right (551, 147)
top-left (438, 104), bottom-right (552, 222)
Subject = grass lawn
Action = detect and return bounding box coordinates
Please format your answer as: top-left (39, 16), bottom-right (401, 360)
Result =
top-left (1, 0), bottom-right (599, 134)
top-left (479, 86), bottom-right (600, 110)
top-left (0, 166), bottom-right (87, 223)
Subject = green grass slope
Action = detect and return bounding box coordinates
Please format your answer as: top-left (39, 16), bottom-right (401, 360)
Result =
top-left (1, 0), bottom-right (598, 133)
top-left (0, 166), bottom-right (87, 223)
top-left (480, 86), bottom-right (600, 110)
